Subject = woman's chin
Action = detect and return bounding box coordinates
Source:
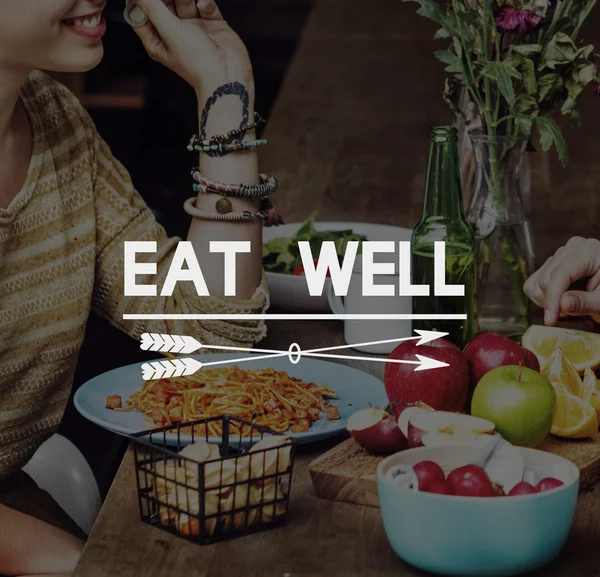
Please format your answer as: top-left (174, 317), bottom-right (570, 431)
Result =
top-left (49, 46), bottom-right (104, 73)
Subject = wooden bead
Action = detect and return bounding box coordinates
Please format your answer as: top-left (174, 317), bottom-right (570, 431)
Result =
top-left (216, 197), bottom-right (233, 214)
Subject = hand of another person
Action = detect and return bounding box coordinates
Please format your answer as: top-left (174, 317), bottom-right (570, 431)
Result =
top-left (127, 0), bottom-right (253, 96)
top-left (523, 236), bottom-right (600, 325)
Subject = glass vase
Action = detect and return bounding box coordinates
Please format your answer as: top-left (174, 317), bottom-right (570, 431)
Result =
top-left (465, 131), bottom-right (535, 340)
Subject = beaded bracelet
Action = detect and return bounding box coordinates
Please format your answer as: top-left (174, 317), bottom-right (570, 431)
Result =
top-left (187, 112), bottom-right (266, 151)
top-left (191, 171), bottom-right (278, 200)
top-left (184, 196), bottom-right (284, 227)
top-left (191, 138), bottom-right (267, 154)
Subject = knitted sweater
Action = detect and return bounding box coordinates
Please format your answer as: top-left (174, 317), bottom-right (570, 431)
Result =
top-left (0, 71), bottom-right (268, 478)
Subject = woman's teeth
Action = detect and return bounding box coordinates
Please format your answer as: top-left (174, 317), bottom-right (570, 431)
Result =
top-left (65, 13), bottom-right (102, 27)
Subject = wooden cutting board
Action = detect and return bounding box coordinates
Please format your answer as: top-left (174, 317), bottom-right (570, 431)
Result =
top-left (309, 434), bottom-right (600, 507)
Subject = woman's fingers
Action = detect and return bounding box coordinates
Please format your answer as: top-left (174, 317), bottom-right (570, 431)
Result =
top-left (134, 0), bottom-right (181, 41)
top-left (163, 0), bottom-right (176, 15)
top-left (129, 20), bottom-right (166, 61)
top-left (175, 0), bottom-right (198, 18)
top-left (196, 0), bottom-right (224, 20)
top-left (524, 279), bottom-right (546, 309)
top-left (560, 290), bottom-right (600, 317)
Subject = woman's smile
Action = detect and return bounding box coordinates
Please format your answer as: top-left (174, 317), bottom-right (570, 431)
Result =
top-left (62, 7), bottom-right (106, 40)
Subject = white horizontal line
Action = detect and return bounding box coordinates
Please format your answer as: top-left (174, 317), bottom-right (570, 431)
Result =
top-left (124, 314), bottom-right (467, 321)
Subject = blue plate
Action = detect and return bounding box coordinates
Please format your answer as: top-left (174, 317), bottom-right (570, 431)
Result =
top-left (74, 353), bottom-right (387, 445)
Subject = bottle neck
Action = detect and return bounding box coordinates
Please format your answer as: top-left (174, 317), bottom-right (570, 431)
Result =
top-left (422, 136), bottom-right (464, 220)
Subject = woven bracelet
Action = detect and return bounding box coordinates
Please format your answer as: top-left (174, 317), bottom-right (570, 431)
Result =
top-left (187, 112), bottom-right (266, 151)
top-left (191, 171), bottom-right (278, 200)
top-left (184, 197), bottom-right (284, 227)
top-left (191, 138), bottom-right (267, 155)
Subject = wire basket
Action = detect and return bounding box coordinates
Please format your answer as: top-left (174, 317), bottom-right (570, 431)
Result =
top-left (130, 416), bottom-right (295, 544)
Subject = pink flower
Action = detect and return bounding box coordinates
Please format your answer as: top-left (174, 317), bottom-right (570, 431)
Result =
top-left (496, 6), bottom-right (541, 35)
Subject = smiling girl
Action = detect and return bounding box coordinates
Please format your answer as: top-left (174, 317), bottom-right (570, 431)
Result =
top-left (0, 0), bottom-right (268, 574)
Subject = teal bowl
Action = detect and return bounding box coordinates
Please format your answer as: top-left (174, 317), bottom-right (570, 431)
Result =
top-left (377, 445), bottom-right (579, 576)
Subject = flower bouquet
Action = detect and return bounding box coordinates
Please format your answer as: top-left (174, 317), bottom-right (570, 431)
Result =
top-left (405, 0), bottom-right (599, 337)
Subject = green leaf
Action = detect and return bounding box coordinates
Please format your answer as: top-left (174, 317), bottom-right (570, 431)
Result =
top-left (534, 116), bottom-right (569, 166)
top-left (403, 0), bottom-right (459, 36)
top-left (453, 37), bottom-right (463, 58)
top-left (579, 44), bottom-right (594, 61)
top-left (565, 74), bottom-right (584, 100)
top-left (538, 73), bottom-right (562, 101)
top-left (295, 211), bottom-right (317, 238)
top-left (263, 237), bottom-right (293, 256)
top-left (434, 27), bottom-right (451, 39)
top-left (513, 94), bottom-right (539, 115)
top-left (511, 55), bottom-right (537, 94)
top-left (560, 95), bottom-right (577, 114)
top-left (434, 50), bottom-right (464, 74)
top-left (514, 116), bottom-right (534, 137)
top-left (579, 63), bottom-right (597, 85)
top-left (455, 10), bottom-right (482, 30)
top-left (541, 33), bottom-right (578, 70)
top-left (511, 44), bottom-right (543, 57)
top-left (484, 61), bottom-right (522, 107)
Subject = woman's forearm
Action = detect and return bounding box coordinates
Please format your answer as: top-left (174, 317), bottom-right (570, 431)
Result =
top-left (0, 504), bottom-right (83, 575)
top-left (186, 83), bottom-right (262, 300)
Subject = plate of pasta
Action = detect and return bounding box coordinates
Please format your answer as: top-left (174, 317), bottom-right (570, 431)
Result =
top-left (74, 353), bottom-right (388, 445)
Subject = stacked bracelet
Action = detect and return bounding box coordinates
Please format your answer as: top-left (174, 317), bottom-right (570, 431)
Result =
top-left (187, 112), bottom-right (266, 152)
top-left (191, 171), bottom-right (278, 200)
top-left (183, 196), bottom-right (284, 227)
top-left (190, 138), bottom-right (267, 154)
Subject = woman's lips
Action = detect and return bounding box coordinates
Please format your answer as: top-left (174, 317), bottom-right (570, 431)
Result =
top-left (62, 12), bottom-right (106, 39)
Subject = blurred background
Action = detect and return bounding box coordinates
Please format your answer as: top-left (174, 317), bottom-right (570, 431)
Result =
top-left (55, 0), bottom-right (600, 496)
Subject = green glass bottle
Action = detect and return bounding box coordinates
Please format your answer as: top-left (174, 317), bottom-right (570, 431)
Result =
top-left (411, 126), bottom-right (477, 349)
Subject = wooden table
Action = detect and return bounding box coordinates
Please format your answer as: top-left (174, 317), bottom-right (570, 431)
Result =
top-left (74, 0), bottom-right (600, 574)
top-left (73, 325), bottom-right (600, 577)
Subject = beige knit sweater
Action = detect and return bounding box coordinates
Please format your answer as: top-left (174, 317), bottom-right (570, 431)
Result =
top-left (0, 71), bottom-right (269, 478)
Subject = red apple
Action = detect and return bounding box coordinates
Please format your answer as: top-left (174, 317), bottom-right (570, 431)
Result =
top-left (447, 465), bottom-right (495, 497)
top-left (413, 460), bottom-right (445, 490)
top-left (385, 338), bottom-right (470, 415)
top-left (464, 332), bottom-right (541, 390)
top-left (536, 477), bottom-right (564, 492)
top-left (407, 410), bottom-right (495, 448)
top-left (396, 402), bottom-right (434, 438)
top-left (423, 479), bottom-right (455, 495)
top-left (508, 481), bottom-right (538, 496)
top-left (346, 407), bottom-right (407, 454)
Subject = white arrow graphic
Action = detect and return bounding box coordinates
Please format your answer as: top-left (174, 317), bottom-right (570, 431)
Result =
top-left (138, 329), bottom-right (451, 379)
top-left (141, 358), bottom-right (203, 381)
top-left (140, 353), bottom-right (447, 381)
top-left (140, 333), bottom-right (201, 354)
top-left (139, 329), bottom-right (448, 356)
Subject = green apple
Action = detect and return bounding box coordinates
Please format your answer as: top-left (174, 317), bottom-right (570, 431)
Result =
top-left (471, 365), bottom-right (555, 447)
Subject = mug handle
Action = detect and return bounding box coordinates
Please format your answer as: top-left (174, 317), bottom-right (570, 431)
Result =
top-left (327, 283), bottom-right (345, 315)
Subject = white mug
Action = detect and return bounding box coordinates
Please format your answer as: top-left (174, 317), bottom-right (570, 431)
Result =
top-left (327, 254), bottom-right (412, 354)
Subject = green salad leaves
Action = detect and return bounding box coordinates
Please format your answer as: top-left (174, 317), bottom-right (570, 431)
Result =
top-left (262, 213), bottom-right (367, 274)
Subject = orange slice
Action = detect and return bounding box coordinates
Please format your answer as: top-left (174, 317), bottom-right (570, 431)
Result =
top-left (522, 325), bottom-right (600, 374)
top-left (583, 367), bottom-right (600, 420)
top-left (542, 348), bottom-right (585, 398)
top-left (550, 382), bottom-right (598, 439)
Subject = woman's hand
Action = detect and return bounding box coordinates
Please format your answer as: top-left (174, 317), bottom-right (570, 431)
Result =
top-left (524, 236), bottom-right (600, 325)
top-left (127, 0), bottom-right (253, 96)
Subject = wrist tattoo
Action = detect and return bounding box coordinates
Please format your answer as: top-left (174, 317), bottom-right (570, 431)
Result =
top-left (200, 82), bottom-right (250, 158)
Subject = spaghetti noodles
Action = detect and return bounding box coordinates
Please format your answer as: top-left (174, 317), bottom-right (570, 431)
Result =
top-left (112, 365), bottom-right (340, 436)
